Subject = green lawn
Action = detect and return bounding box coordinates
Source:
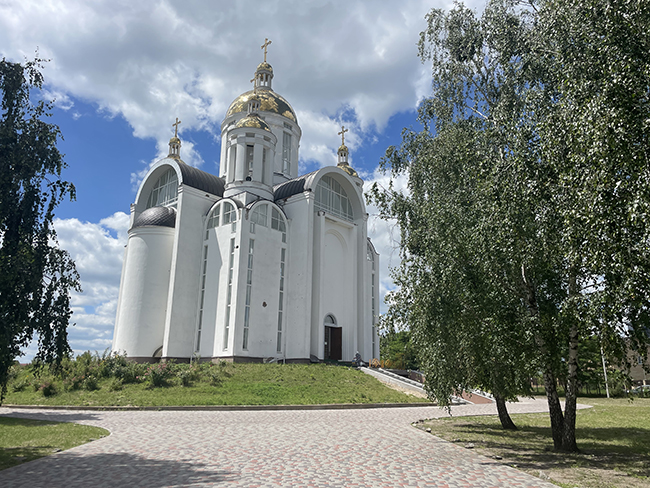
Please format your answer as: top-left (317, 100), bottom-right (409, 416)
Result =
top-left (418, 397), bottom-right (650, 488)
top-left (4, 363), bottom-right (427, 407)
top-left (0, 417), bottom-right (109, 471)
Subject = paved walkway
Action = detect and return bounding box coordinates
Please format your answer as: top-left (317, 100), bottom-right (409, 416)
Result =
top-left (0, 399), bottom-right (566, 487)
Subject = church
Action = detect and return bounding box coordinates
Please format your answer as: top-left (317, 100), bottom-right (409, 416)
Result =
top-left (112, 41), bottom-right (380, 363)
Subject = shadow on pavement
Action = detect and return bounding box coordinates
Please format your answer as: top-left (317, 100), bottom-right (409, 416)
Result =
top-left (2, 451), bottom-right (234, 488)
top-left (0, 410), bottom-right (104, 423)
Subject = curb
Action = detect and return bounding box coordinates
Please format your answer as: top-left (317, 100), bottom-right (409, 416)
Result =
top-left (2, 402), bottom-right (437, 412)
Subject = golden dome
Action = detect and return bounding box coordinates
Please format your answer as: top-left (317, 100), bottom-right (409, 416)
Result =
top-left (338, 163), bottom-right (358, 178)
top-left (257, 61), bottom-right (273, 72)
top-left (235, 114), bottom-right (272, 132)
top-left (226, 90), bottom-right (297, 123)
top-left (169, 136), bottom-right (181, 144)
top-left (338, 144), bottom-right (348, 153)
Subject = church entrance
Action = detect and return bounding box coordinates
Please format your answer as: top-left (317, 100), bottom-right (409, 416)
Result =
top-left (324, 315), bottom-right (342, 361)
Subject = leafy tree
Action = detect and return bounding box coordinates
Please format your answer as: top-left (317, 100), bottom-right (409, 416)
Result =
top-left (371, 0), bottom-right (650, 450)
top-left (0, 57), bottom-right (80, 404)
top-left (379, 328), bottom-right (420, 370)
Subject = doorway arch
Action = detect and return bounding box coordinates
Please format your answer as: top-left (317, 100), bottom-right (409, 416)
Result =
top-left (324, 314), bottom-right (342, 361)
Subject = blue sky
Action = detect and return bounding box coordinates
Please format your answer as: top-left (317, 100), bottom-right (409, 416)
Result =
top-left (1, 0), bottom-right (485, 361)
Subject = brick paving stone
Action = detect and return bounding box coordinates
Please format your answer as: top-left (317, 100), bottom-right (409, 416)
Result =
top-left (0, 398), bottom-right (572, 487)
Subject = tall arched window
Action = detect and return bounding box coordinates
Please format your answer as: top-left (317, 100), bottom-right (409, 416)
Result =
top-left (146, 168), bottom-right (178, 208)
top-left (315, 175), bottom-right (353, 221)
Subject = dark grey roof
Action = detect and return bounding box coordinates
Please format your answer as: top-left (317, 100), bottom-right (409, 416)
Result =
top-left (178, 161), bottom-right (225, 196)
top-left (273, 171), bottom-right (318, 201)
top-left (133, 206), bottom-right (177, 229)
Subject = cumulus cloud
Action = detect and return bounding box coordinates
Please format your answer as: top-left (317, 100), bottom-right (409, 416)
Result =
top-left (0, 0), bottom-right (486, 169)
top-left (51, 212), bottom-right (130, 358)
top-left (364, 167), bottom-right (410, 315)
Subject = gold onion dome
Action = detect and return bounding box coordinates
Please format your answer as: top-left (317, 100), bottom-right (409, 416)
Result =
top-left (169, 136), bottom-right (181, 144)
top-left (235, 114), bottom-right (272, 132)
top-left (338, 164), bottom-right (358, 178)
top-left (257, 61), bottom-right (273, 72)
top-left (226, 90), bottom-right (297, 123)
top-left (338, 144), bottom-right (348, 152)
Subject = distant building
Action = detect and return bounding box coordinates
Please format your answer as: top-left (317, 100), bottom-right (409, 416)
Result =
top-left (112, 45), bottom-right (379, 363)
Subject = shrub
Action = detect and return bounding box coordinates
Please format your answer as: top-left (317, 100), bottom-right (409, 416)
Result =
top-left (107, 378), bottom-right (123, 391)
top-left (113, 362), bottom-right (145, 384)
top-left (38, 381), bottom-right (57, 397)
top-left (11, 378), bottom-right (30, 393)
top-left (83, 375), bottom-right (99, 391)
top-left (63, 375), bottom-right (85, 392)
top-left (177, 366), bottom-right (198, 387)
top-left (141, 363), bottom-right (173, 388)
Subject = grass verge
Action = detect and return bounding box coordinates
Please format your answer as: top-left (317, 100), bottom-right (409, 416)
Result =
top-left (4, 363), bottom-right (428, 407)
top-left (0, 417), bottom-right (109, 471)
top-left (417, 397), bottom-right (650, 488)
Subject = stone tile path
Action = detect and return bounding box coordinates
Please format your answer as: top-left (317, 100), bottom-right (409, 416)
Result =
top-left (0, 398), bottom-right (564, 487)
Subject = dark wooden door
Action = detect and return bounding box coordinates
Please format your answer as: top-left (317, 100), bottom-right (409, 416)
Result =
top-left (324, 326), bottom-right (343, 361)
top-left (331, 327), bottom-right (342, 360)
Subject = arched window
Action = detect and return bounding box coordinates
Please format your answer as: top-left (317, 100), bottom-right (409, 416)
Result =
top-left (315, 175), bottom-right (353, 221)
top-left (271, 207), bottom-right (287, 243)
top-left (222, 202), bottom-right (236, 225)
top-left (206, 206), bottom-right (220, 229)
top-left (146, 168), bottom-right (178, 208)
top-left (251, 204), bottom-right (268, 226)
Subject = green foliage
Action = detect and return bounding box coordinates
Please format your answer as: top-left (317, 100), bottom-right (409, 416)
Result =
top-left (370, 0), bottom-right (650, 450)
top-left (379, 329), bottom-right (420, 370)
top-left (140, 363), bottom-right (174, 388)
top-left (0, 56), bottom-right (80, 404)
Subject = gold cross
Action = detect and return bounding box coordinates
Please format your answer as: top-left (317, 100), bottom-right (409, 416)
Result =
top-left (172, 117), bottom-right (181, 138)
top-left (338, 125), bottom-right (348, 146)
top-left (261, 38), bottom-right (272, 63)
top-left (250, 76), bottom-right (257, 93)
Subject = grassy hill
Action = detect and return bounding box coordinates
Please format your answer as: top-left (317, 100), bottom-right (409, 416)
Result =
top-left (3, 358), bottom-right (427, 407)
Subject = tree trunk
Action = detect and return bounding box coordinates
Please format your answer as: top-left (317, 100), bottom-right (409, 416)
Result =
top-left (521, 263), bottom-right (564, 449)
top-left (543, 368), bottom-right (564, 450)
top-left (494, 394), bottom-right (517, 430)
top-left (561, 274), bottom-right (580, 452)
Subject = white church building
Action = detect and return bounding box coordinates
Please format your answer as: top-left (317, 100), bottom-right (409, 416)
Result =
top-left (112, 45), bottom-right (380, 363)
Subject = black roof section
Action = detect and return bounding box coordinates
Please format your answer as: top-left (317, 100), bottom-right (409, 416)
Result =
top-left (178, 161), bottom-right (225, 197)
top-left (133, 206), bottom-right (177, 229)
top-left (273, 170), bottom-right (318, 201)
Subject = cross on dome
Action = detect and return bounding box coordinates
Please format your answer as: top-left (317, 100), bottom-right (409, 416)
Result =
top-left (168, 117), bottom-right (182, 159)
top-left (261, 38), bottom-right (272, 63)
top-left (338, 125), bottom-right (348, 146)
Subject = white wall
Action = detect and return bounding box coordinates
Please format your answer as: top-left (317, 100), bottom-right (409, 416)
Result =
top-left (112, 226), bottom-right (175, 359)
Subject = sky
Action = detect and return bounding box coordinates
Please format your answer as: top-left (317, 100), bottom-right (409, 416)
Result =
top-left (1, 0), bottom-right (486, 361)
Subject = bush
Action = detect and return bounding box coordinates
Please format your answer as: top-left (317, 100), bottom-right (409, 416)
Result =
top-left (38, 381), bottom-right (57, 397)
top-left (141, 363), bottom-right (173, 388)
top-left (177, 366), bottom-right (198, 387)
top-left (107, 378), bottom-right (123, 391)
top-left (83, 375), bottom-right (99, 391)
top-left (63, 375), bottom-right (85, 392)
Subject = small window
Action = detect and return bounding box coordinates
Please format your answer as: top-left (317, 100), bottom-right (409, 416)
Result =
top-left (271, 208), bottom-right (286, 232)
top-left (246, 144), bottom-right (254, 177)
top-left (282, 132), bottom-right (291, 174)
top-left (222, 202), bottom-right (236, 225)
top-left (207, 207), bottom-right (220, 229)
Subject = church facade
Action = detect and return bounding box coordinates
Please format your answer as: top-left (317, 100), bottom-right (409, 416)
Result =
top-left (112, 47), bottom-right (380, 363)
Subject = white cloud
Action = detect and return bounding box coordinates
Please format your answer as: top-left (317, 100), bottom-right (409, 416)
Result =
top-left (0, 0), bottom-right (486, 170)
top-left (364, 167), bottom-right (410, 315)
top-left (49, 212), bottom-right (130, 358)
